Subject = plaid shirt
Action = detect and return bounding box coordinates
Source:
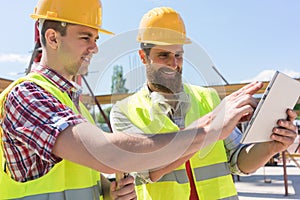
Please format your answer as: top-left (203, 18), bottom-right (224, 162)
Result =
top-left (1, 65), bottom-right (87, 182)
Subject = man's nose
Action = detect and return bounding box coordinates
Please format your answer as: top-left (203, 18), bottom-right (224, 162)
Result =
top-left (168, 56), bottom-right (178, 69)
top-left (89, 43), bottom-right (98, 54)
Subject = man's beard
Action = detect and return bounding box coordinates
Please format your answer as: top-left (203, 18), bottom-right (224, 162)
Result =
top-left (147, 66), bottom-right (183, 93)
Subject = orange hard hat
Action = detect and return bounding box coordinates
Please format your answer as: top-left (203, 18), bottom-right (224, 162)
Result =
top-left (137, 7), bottom-right (191, 45)
top-left (30, 0), bottom-right (113, 35)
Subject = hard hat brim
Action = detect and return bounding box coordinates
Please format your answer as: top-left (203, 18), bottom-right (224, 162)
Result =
top-left (31, 14), bottom-right (114, 35)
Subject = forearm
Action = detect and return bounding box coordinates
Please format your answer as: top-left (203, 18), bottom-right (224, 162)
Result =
top-left (53, 122), bottom-right (209, 173)
top-left (237, 143), bottom-right (276, 174)
top-left (149, 153), bottom-right (195, 181)
top-left (76, 122), bottom-right (209, 172)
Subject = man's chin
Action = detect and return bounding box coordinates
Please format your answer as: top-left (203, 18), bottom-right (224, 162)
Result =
top-left (77, 66), bottom-right (89, 75)
top-left (152, 82), bottom-right (182, 93)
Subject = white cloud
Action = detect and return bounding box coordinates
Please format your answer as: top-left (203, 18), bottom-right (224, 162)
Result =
top-left (0, 54), bottom-right (30, 63)
top-left (241, 69), bottom-right (300, 83)
top-left (281, 69), bottom-right (300, 79)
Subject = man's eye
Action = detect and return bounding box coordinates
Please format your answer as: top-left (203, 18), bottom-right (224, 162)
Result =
top-left (158, 53), bottom-right (168, 59)
top-left (175, 54), bottom-right (183, 59)
top-left (81, 37), bottom-right (90, 41)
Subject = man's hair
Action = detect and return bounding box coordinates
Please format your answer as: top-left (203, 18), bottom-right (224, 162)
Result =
top-left (140, 43), bottom-right (155, 56)
top-left (40, 20), bottom-right (68, 46)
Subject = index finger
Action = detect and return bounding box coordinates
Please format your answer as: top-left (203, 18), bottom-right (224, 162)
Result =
top-left (233, 81), bottom-right (263, 96)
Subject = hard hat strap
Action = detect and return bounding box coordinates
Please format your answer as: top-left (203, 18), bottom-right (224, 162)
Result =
top-left (38, 19), bottom-right (45, 34)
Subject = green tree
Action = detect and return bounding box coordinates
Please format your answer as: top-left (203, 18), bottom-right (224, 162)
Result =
top-left (96, 106), bottom-right (112, 124)
top-left (96, 106), bottom-right (112, 132)
top-left (111, 65), bottom-right (129, 94)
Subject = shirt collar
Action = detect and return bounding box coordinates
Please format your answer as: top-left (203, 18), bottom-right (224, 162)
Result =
top-left (32, 65), bottom-right (82, 96)
top-left (143, 84), bottom-right (191, 116)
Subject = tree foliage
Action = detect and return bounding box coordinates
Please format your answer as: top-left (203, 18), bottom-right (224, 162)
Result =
top-left (111, 65), bottom-right (129, 94)
top-left (96, 106), bottom-right (112, 124)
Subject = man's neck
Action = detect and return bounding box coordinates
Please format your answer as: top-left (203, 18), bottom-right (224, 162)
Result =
top-left (39, 62), bottom-right (73, 82)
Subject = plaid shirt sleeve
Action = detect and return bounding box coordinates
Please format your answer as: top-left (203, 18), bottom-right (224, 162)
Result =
top-left (2, 81), bottom-right (87, 182)
top-left (224, 127), bottom-right (252, 176)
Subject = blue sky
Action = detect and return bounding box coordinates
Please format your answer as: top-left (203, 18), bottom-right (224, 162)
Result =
top-left (1, 0), bottom-right (300, 94)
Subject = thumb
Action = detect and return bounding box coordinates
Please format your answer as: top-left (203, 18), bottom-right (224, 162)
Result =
top-left (110, 181), bottom-right (117, 195)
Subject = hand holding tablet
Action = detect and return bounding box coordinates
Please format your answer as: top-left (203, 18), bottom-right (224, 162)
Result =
top-left (241, 71), bottom-right (300, 144)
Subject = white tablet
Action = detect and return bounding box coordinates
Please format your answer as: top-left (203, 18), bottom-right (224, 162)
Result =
top-left (241, 71), bottom-right (300, 144)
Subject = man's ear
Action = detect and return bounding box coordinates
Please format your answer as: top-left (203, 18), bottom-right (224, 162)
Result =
top-left (45, 29), bottom-right (58, 50)
top-left (138, 49), bottom-right (147, 64)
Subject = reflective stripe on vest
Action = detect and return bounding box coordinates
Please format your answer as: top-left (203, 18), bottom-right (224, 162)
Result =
top-left (0, 73), bottom-right (102, 200)
top-left (117, 84), bottom-right (237, 199)
top-left (136, 162), bottom-right (231, 186)
top-left (14, 181), bottom-right (103, 200)
top-left (221, 196), bottom-right (239, 200)
top-left (195, 162), bottom-right (230, 181)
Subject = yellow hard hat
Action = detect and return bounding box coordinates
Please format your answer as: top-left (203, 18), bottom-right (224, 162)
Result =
top-left (30, 0), bottom-right (113, 35)
top-left (137, 7), bottom-right (191, 45)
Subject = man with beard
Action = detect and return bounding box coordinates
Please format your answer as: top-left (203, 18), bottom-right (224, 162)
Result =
top-left (1, 1), bottom-right (277, 199)
top-left (110, 7), bottom-right (298, 200)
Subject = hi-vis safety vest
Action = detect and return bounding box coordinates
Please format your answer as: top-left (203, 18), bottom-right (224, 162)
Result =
top-left (0, 73), bottom-right (103, 200)
top-left (117, 84), bottom-right (238, 200)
